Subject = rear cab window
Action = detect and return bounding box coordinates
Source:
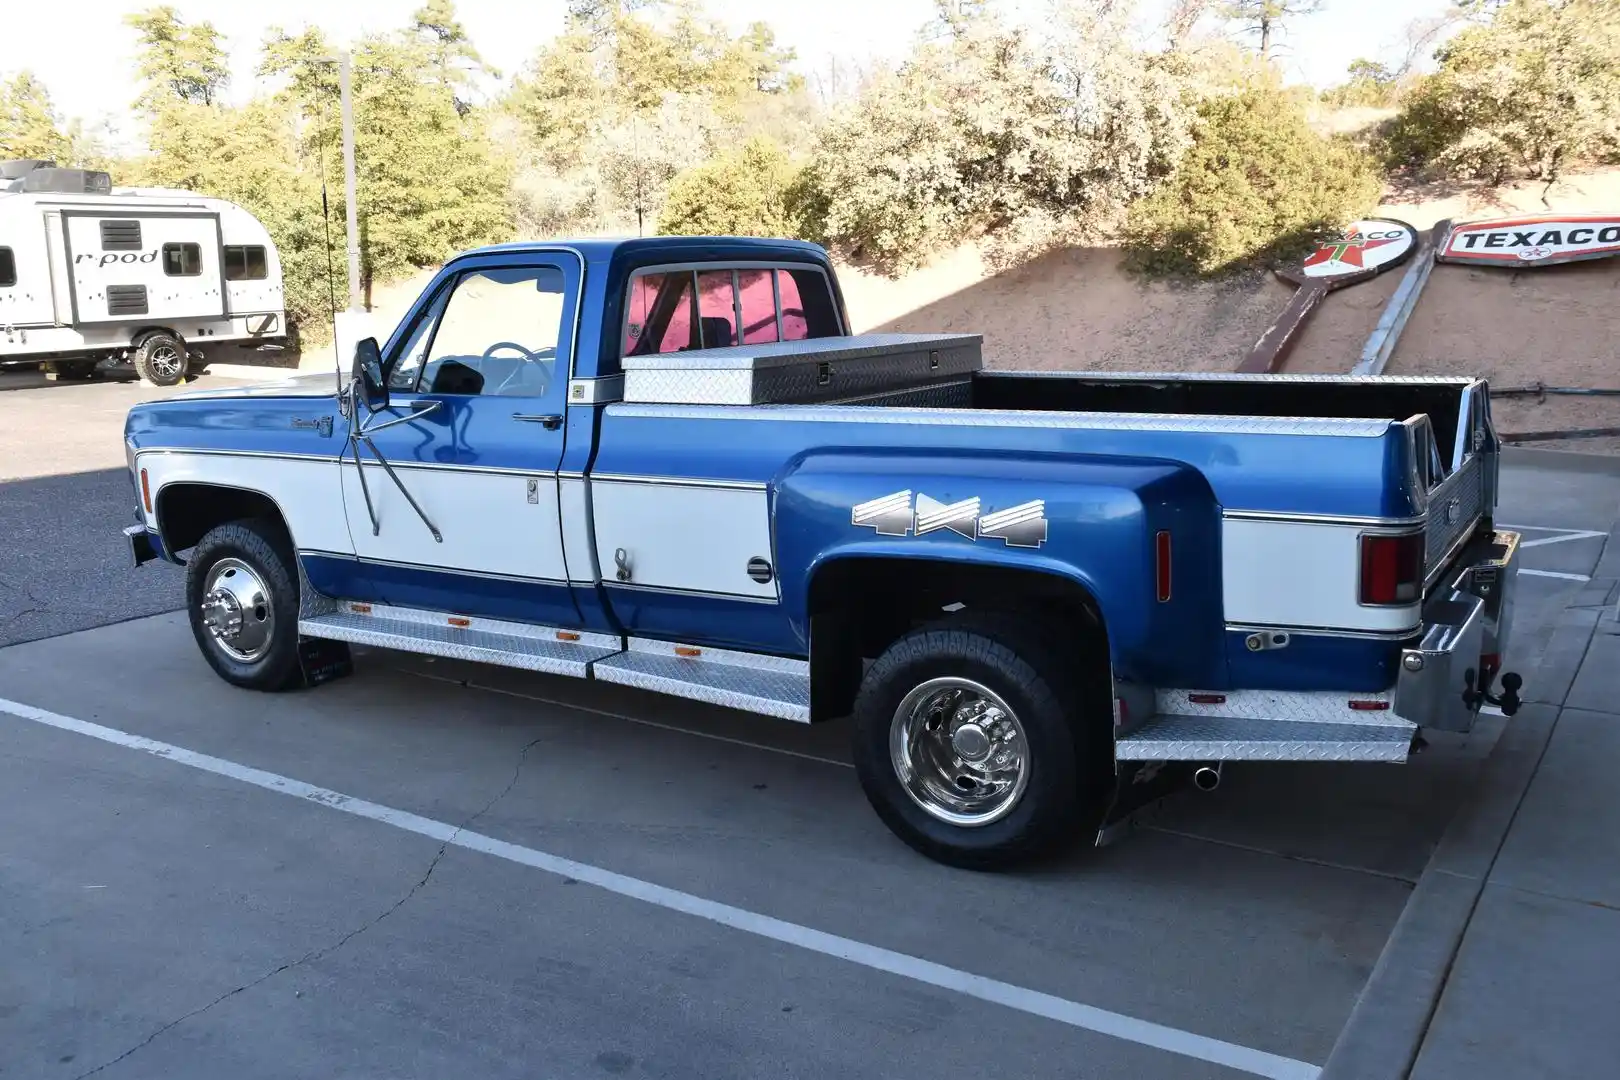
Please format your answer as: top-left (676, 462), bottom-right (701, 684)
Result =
top-left (622, 263), bottom-right (841, 358)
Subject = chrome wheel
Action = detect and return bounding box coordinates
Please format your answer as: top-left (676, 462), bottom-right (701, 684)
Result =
top-left (199, 558), bottom-right (275, 663)
top-left (147, 343), bottom-right (183, 379)
top-left (889, 677), bottom-right (1030, 827)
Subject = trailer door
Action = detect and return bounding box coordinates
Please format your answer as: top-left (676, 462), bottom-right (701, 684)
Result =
top-left (60, 211), bottom-right (224, 325)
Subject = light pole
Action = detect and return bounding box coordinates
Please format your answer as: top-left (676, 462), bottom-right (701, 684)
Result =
top-left (338, 49), bottom-right (362, 314)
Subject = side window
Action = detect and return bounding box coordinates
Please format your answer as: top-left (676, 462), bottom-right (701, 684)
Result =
top-left (777, 268), bottom-right (840, 341)
top-left (100, 220), bottom-right (142, 250)
top-left (404, 265), bottom-right (567, 399)
top-left (695, 269), bottom-right (736, 347)
top-left (738, 269), bottom-right (778, 344)
top-left (0, 247), bottom-right (15, 288)
top-left (162, 243), bottom-right (202, 276)
top-left (625, 271), bottom-right (696, 355)
top-left (387, 284), bottom-right (451, 390)
top-left (223, 245), bottom-right (267, 281)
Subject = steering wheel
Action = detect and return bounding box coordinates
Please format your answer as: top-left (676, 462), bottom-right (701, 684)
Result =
top-left (481, 341), bottom-right (553, 397)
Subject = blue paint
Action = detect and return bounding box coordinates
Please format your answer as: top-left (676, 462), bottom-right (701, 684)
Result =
top-left (1223, 630), bottom-right (1404, 692)
top-left (301, 553), bottom-right (582, 628)
top-left (602, 586), bottom-right (803, 656)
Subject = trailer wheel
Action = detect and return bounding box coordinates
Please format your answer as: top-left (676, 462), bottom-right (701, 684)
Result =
top-left (133, 331), bottom-right (188, 387)
top-left (851, 614), bottom-right (1108, 870)
top-left (186, 519), bottom-right (303, 692)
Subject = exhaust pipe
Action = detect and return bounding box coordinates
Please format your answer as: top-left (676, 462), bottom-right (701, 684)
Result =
top-left (1192, 764), bottom-right (1222, 792)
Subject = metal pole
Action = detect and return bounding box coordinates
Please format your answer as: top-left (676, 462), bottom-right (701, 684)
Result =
top-left (339, 50), bottom-right (362, 312)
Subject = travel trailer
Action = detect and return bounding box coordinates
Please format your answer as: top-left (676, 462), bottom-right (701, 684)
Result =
top-left (0, 159), bottom-right (287, 386)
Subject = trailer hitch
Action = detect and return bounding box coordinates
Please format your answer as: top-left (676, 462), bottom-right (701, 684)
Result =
top-left (1463, 667), bottom-right (1523, 717)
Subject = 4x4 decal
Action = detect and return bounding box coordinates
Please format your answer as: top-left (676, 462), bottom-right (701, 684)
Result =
top-left (851, 490), bottom-right (1048, 548)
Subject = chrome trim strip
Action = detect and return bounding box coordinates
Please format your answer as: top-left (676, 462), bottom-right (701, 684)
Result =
top-left (606, 403), bottom-right (1394, 437)
top-left (1227, 622), bottom-right (1420, 642)
top-left (603, 581), bottom-right (781, 605)
top-left (567, 374), bottom-right (625, 405)
top-left (137, 447), bottom-right (333, 464)
top-left (589, 472), bottom-right (768, 491)
top-left (980, 370), bottom-right (1475, 386)
top-left (1222, 508), bottom-right (1426, 528)
top-left (343, 458), bottom-right (558, 479)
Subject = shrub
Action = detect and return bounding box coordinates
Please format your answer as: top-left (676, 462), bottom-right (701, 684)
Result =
top-left (1377, 0), bottom-right (1620, 182)
top-left (1123, 88), bottom-right (1382, 278)
top-left (658, 136), bottom-right (801, 237)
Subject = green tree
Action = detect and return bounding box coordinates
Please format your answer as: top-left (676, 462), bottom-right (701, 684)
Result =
top-left (1217, 0), bottom-right (1324, 59)
top-left (1381, 0), bottom-right (1620, 184)
top-left (412, 0), bottom-right (498, 114)
top-left (1123, 86), bottom-right (1381, 276)
top-left (0, 72), bottom-right (81, 163)
top-left (659, 136), bottom-right (799, 236)
top-left (799, 1), bottom-right (1195, 273)
top-left (125, 6), bottom-right (229, 109)
top-left (1321, 58), bottom-right (1400, 107)
top-left (261, 20), bottom-right (513, 298)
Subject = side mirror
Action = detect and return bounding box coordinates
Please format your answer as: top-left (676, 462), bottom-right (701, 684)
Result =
top-left (352, 337), bottom-right (388, 411)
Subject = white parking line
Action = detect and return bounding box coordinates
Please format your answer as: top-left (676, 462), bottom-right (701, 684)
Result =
top-left (1519, 569), bottom-right (1592, 582)
top-left (0, 694), bottom-right (1318, 1080)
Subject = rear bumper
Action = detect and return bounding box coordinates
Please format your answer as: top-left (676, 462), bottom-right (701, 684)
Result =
top-left (1395, 529), bottom-right (1520, 732)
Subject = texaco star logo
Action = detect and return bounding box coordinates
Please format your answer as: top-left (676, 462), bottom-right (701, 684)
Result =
top-left (1303, 231), bottom-right (1400, 270)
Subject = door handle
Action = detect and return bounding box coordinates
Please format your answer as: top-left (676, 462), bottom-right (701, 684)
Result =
top-left (513, 413), bottom-right (564, 430)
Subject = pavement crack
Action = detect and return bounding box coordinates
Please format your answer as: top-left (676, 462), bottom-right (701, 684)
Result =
top-left (69, 735), bottom-right (548, 1080)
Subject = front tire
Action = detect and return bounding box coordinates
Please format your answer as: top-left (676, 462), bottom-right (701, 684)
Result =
top-left (851, 615), bottom-right (1111, 870)
top-left (186, 519), bottom-right (303, 691)
top-left (133, 331), bottom-right (189, 387)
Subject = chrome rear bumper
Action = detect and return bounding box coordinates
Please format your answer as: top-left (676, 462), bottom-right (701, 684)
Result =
top-left (1396, 529), bottom-right (1520, 732)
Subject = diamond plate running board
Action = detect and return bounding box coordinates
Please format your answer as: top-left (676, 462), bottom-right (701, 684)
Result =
top-left (591, 637), bottom-right (810, 723)
top-left (299, 602), bottom-right (622, 678)
top-left (1115, 714), bottom-right (1416, 762)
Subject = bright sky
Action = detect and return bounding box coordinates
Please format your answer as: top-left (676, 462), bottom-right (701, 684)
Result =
top-left (5, 0), bottom-right (1452, 140)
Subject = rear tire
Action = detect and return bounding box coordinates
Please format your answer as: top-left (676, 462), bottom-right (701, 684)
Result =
top-left (133, 331), bottom-right (188, 387)
top-left (186, 519), bottom-right (304, 691)
top-left (851, 614), bottom-right (1112, 870)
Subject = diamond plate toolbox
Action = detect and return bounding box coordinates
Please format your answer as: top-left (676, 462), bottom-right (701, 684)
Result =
top-left (621, 332), bottom-right (983, 406)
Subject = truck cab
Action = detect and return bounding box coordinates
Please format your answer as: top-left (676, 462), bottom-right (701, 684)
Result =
top-left (123, 236), bottom-right (1523, 870)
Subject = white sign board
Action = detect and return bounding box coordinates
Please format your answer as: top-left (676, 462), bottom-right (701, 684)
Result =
top-left (1440, 214), bottom-right (1620, 266)
top-left (1299, 219), bottom-right (1418, 280)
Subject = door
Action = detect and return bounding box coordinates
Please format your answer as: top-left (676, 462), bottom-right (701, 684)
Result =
top-left (340, 259), bottom-right (580, 626)
top-left (61, 211), bottom-right (224, 324)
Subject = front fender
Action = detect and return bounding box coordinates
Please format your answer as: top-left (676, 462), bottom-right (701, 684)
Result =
top-left (774, 450), bottom-right (1227, 688)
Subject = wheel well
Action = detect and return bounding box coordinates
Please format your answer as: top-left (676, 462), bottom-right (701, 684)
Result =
top-left (806, 557), bottom-right (1110, 722)
top-left (155, 483), bottom-right (289, 557)
top-left (132, 326), bottom-right (184, 349)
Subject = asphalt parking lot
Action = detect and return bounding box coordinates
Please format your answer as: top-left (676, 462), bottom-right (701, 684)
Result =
top-left (2, 370), bottom-right (1616, 1080)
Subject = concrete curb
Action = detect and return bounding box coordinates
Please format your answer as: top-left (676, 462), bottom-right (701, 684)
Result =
top-left (1317, 703), bottom-right (1562, 1080)
top-left (1318, 513), bottom-right (1618, 1079)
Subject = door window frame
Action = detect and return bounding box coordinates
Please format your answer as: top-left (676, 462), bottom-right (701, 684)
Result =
top-left (381, 251), bottom-right (585, 402)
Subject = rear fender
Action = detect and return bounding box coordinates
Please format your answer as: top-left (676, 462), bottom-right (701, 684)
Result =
top-left (774, 451), bottom-right (1227, 689)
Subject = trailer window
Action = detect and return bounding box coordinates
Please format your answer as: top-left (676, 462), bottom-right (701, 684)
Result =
top-left (162, 243), bottom-right (203, 277)
top-left (100, 220), bottom-right (142, 250)
top-left (224, 245), bottom-right (267, 281)
top-left (0, 248), bottom-right (14, 287)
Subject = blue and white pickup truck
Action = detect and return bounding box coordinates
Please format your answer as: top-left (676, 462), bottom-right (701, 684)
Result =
top-left (122, 236), bottom-right (1524, 869)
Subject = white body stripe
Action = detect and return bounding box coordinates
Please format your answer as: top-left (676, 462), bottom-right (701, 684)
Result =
top-left (591, 480), bottom-right (777, 599)
top-left (1221, 518), bottom-right (1419, 634)
top-left (140, 450), bottom-right (352, 555)
top-left (340, 463), bottom-right (568, 583)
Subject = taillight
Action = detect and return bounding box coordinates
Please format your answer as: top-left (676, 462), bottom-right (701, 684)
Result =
top-left (1359, 532), bottom-right (1423, 605)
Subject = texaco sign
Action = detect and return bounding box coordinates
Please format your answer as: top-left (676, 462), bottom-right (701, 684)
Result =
top-left (1299, 218), bottom-right (1418, 280)
top-left (1439, 214), bottom-right (1620, 266)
